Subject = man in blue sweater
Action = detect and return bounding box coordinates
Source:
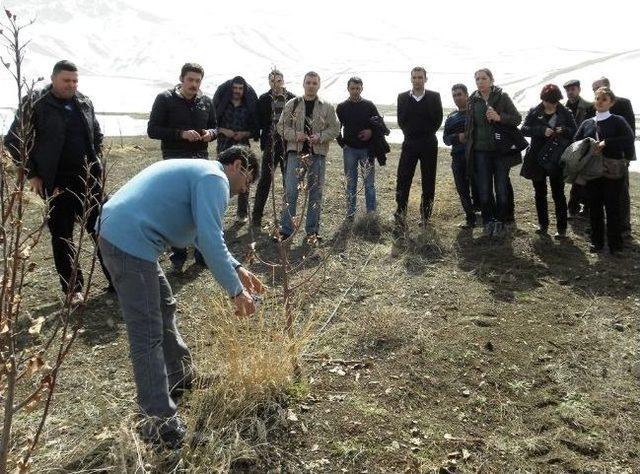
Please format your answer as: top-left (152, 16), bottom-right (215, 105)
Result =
top-left (98, 145), bottom-right (262, 449)
top-left (443, 84), bottom-right (479, 228)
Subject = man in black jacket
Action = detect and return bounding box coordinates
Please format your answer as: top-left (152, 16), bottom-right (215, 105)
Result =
top-left (395, 66), bottom-right (443, 234)
top-left (213, 76), bottom-right (259, 224)
top-left (252, 69), bottom-right (295, 227)
top-left (564, 79), bottom-right (595, 217)
top-left (336, 76), bottom-right (381, 220)
top-left (4, 60), bottom-right (111, 303)
top-left (592, 77), bottom-right (636, 238)
top-left (147, 63), bottom-right (217, 272)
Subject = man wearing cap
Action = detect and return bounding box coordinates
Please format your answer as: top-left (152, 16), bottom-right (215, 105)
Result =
top-left (563, 79), bottom-right (595, 218)
top-left (592, 77), bottom-right (636, 239)
top-left (564, 79), bottom-right (595, 126)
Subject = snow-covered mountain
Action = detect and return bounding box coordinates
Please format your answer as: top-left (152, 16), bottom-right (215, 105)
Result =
top-left (2, 0), bottom-right (639, 115)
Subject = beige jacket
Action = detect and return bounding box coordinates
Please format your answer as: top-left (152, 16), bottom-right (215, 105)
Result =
top-left (276, 96), bottom-right (340, 157)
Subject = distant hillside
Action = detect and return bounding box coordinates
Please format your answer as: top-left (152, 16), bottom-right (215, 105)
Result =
top-left (2, 0), bottom-right (639, 115)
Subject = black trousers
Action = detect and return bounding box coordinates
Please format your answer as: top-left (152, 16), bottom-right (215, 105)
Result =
top-left (621, 167), bottom-right (631, 235)
top-left (568, 183), bottom-right (590, 215)
top-left (48, 174), bottom-right (112, 293)
top-left (395, 136), bottom-right (438, 223)
top-left (586, 176), bottom-right (624, 251)
top-left (252, 138), bottom-right (286, 223)
top-left (532, 174), bottom-right (567, 231)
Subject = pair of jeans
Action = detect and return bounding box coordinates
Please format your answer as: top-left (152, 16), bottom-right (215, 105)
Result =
top-left (395, 136), bottom-right (438, 223)
top-left (586, 176), bottom-right (624, 250)
top-left (252, 137), bottom-right (286, 223)
top-left (343, 146), bottom-right (376, 217)
top-left (99, 238), bottom-right (192, 433)
top-left (451, 153), bottom-right (479, 223)
top-left (48, 173), bottom-right (112, 292)
top-left (473, 150), bottom-right (511, 223)
top-left (532, 174), bottom-right (567, 231)
top-left (281, 152), bottom-right (326, 235)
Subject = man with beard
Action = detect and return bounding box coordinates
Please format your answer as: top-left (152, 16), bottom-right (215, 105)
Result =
top-left (147, 63), bottom-right (217, 272)
top-left (252, 69), bottom-right (295, 228)
top-left (213, 76), bottom-right (259, 223)
top-left (563, 79), bottom-right (595, 218)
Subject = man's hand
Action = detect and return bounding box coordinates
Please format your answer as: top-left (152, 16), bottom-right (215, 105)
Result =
top-left (593, 140), bottom-right (605, 155)
top-left (200, 129), bottom-right (215, 142)
top-left (232, 131), bottom-right (250, 141)
top-left (181, 130), bottom-right (202, 142)
top-left (218, 128), bottom-right (235, 138)
top-left (234, 289), bottom-right (256, 317)
top-left (486, 107), bottom-right (501, 122)
top-left (236, 266), bottom-right (265, 295)
top-left (296, 132), bottom-right (308, 143)
top-left (457, 132), bottom-right (467, 144)
top-left (29, 176), bottom-right (44, 197)
top-left (309, 133), bottom-right (321, 144)
top-left (544, 127), bottom-right (554, 137)
top-left (358, 129), bottom-right (372, 142)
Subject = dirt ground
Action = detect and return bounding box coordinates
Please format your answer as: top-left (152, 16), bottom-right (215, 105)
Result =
top-left (10, 136), bottom-right (640, 473)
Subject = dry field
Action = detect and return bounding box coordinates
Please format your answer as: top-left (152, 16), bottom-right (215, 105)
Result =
top-left (8, 137), bottom-right (640, 473)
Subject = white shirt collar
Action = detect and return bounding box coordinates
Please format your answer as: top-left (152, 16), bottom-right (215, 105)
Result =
top-left (595, 111), bottom-right (612, 122)
top-left (410, 90), bottom-right (425, 102)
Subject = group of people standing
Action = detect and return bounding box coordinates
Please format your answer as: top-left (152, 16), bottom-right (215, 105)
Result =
top-left (443, 71), bottom-right (635, 254)
top-left (3, 59), bottom-right (636, 450)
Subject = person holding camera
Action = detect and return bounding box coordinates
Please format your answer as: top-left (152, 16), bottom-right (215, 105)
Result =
top-left (147, 63), bottom-right (218, 272)
top-left (521, 84), bottom-right (577, 239)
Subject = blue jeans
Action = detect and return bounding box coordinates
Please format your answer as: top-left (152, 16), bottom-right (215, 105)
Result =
top-left (343, 146), bottom-right (376, 217)
top-left (281, 152), bottom-right (326, 235)
top-left (474, 150), bottom-right (510, 223)
top-left (99, 238), bottom-right (191, 435)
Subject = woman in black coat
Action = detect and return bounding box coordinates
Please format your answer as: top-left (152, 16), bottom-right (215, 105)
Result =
top-left (521, 84), bottom-right (577, 238)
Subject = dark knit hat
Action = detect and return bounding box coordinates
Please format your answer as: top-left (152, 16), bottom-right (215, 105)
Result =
top-left (563, 79), bottom-right (580, 89)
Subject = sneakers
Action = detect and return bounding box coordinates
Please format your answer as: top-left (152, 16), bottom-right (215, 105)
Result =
top-left (272, 230), bottom-right (291, 243)
top-left (171, 261), bottom-right (185, 274)
top-left (235, 215), bottom-right (249, 224)
top-left (482, 222), bottom-right (494, 238)
top-left (306, 233), bottom-right (322, 246)
top-left (492, 221), bottom-right (504, 238)
top-left (70, 292), bottom-right (85, 306)
top-left (535, 226), bottom-right (548, 235)
top-left (554, 230), bottom-right (567, 240)
top-left (589, 244), bottom-right (604, 254)
top-left (137, 416), bottom-right (186, 451)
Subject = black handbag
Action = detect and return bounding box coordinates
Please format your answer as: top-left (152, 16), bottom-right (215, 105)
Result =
top-left (492, 123), bottom-right (528, 155)
top-left (537, 136), bottom-right (571, 174)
